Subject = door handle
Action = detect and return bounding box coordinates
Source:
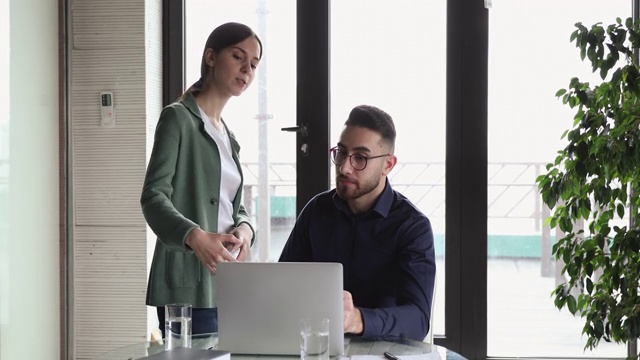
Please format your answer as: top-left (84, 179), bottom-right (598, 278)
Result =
top-left (281, 125), bottom-right (309, 156)
top-left (281, 125), bottom-right (308, 137)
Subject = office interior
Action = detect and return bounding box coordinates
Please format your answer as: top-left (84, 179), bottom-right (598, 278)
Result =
top-left (1, 0), bottom-right (636, 359)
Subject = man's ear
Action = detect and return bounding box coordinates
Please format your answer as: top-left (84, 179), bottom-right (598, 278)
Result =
top-left (382, 154), bottom-right (397, 176)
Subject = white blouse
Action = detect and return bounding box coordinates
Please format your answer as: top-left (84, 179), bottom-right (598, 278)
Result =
top-left (198, 106), bottom-right (242, 235)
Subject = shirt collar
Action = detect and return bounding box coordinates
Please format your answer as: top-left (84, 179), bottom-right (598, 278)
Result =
top-left (180, 92), bottom-right (201, 119)
top-left (179, 92), bottom-right (241, 153)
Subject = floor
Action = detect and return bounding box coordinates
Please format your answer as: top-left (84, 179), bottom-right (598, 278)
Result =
top-left (486, 259), bottom-right (624, 359)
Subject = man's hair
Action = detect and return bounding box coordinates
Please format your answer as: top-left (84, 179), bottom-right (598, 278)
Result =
top-left (344, 105), bottom-right (396, 151)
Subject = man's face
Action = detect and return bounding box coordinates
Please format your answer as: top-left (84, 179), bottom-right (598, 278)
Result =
top-left (334, 125), bottom-right (393, 201)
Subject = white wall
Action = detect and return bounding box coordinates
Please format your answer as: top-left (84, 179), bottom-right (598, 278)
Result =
top-left (68, 0), bottom-right (161, 358)
top-left (0, 0), bottom-right (161, 358)
top-left (1, 0), bottom-right (60, 359)
top-left (0, 0), bottom-right (10, 340)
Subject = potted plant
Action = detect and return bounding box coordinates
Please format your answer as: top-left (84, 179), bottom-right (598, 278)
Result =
top-left (537, 17), bottom-right (640, 355)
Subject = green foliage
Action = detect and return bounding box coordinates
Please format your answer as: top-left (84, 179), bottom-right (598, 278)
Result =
top-left (537, 17), bottom-right (640, 356)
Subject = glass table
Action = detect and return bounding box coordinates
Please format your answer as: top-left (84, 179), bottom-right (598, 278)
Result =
top-left (94, 333), bottom-right (466, 360)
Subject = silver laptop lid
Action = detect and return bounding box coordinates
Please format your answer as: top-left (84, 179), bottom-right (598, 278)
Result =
top-left (216, 262), bottom-right (344, 356)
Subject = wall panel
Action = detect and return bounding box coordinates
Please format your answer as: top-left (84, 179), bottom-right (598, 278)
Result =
top-left (68, 0), bottom-right (161, 358)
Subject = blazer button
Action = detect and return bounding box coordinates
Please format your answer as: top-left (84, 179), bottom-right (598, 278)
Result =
top-left (210, 198), bottom-right (218, 205)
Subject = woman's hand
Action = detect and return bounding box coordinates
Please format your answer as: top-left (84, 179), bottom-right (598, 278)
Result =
top-left (185, 227), bottom-right (242, 273)
top-left (229, 223), bottom-right (253, 261)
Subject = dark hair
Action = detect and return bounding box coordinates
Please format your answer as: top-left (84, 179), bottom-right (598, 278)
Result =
top-left (183, 22), bottom-right (263, 98)
top-left (344, 105), bottom-right (396, 151)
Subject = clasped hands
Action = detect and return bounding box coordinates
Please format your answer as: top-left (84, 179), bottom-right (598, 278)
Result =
top-left (185, 223), bottom-right (252, 273)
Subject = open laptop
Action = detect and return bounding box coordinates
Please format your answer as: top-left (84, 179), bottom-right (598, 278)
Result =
top-left (216, 262), bottom-right (344, 356)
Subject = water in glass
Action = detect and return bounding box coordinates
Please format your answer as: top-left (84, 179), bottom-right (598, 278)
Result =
top-left (300, 329), bottom-right (329, 360)
top-left (165, 316), bottom-right (192, 349)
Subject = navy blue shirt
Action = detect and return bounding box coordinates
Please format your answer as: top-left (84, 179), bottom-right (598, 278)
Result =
top-left (279, 180), bottom-right (436, 341)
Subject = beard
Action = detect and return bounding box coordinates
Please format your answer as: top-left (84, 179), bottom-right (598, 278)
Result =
top-left (336, 174), bottom-right (380, 200)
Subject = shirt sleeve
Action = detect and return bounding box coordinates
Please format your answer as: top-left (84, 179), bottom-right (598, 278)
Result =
top-left (234, 212), bottom-right (256, 246)
top-left (359, 215), bottom-right (436, 341)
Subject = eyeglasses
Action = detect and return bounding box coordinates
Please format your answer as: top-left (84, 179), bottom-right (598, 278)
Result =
top-left (329, 147), bottom-right (389, 171)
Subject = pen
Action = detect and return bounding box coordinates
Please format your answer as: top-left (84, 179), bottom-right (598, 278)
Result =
top-left (384, 351), bottom-right (401, 360)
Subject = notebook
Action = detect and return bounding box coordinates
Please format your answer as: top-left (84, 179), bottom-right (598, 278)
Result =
top-left (216, 262), bottom-right (344, 356)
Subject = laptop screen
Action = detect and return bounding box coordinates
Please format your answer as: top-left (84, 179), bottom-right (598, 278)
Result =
top-left (216, 262), bottom-right (344, 356)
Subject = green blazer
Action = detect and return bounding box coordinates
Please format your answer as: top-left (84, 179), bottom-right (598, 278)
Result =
top-left (141, 93), bottom-right (255, 308)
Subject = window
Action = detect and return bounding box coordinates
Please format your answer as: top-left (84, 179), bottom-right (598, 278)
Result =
top-left (487, 0), bottom-right (629, 357)
top-left (185, 0), bottom-right (297, 261)
top-left (173, 0), bottom-right (636, 357)
top-left (330, 0), bottom-right (446, 338)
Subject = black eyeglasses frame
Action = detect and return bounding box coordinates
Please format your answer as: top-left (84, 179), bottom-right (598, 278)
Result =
top-left (329, 146), bottom-right (390, 171)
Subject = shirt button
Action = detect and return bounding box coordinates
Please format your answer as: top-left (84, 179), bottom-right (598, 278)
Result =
top-left (210, 198), bottom-right (218, 205)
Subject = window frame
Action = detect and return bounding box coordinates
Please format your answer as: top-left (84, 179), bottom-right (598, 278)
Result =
top-left (164, 1), bottom-right (487, 358)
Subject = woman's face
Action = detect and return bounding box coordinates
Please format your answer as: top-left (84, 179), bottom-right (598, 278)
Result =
top-left (206, 36), bottom-right (261, 97)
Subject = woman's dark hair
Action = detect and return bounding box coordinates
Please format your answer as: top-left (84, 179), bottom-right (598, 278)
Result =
top-left (344, 105), bottom-right (397, 151)
top-left (182, 22), bottom-right (263, 98)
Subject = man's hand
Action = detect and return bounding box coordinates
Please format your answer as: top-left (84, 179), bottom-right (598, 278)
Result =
top-left (185, 227), bottom-right (242, 273)
top-left (343, 290), bottom-right (364, 335)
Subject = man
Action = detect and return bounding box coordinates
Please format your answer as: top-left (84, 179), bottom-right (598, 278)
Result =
top-left (279, 105), bottom-right (436, 341)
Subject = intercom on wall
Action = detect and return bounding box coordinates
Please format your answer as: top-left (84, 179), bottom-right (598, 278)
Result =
top-left (100, 91), bottom-right (115, 127)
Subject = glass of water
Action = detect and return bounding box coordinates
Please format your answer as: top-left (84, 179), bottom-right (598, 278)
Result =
top-left (164, 303), bottom-right (192, 350)
top-left (300, 318), bottom-right (329, 360)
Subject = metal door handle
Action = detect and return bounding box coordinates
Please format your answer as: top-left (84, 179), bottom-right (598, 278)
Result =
top-left (281, 125), bottom-right (308, 137)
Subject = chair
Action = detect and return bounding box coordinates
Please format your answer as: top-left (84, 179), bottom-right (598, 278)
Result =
top-left (423, 275), bottom-right (436, 344)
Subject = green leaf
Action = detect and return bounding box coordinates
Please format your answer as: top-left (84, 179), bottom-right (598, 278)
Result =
top-left (578, 294), bottom-right (588, 309)
top-left (576, 161), bottom-right (587, 178)
top-left (571, 29), bottom-right (580, 42)
top-left (577, 142), bottom-right (589, 160)
top-left (563, 246), bottom-right (572, 264)
top-left (554, 287), bottom-right (567, 309)
top-left (595, 320), bottom-right (604, 337)
top-left (617, 203), bottom-right (625, 218)
top-left (556, 88), bottom-right (567, 97)
top-left (593, 25), bottom-right (605, 38)
top-left (599, 66), bottom-right (608, 80)
top-left (568, 295), bottom-right (578, 314)
top-left (611, 68), bottom-right (622, 84)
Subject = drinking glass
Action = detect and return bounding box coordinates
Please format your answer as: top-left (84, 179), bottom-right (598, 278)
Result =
top-left (300, 318), bottom-right (329, 360)
top-left (164, 303), bottom-right (192, 350)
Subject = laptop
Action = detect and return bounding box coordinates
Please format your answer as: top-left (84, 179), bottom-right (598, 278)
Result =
top-left (135, 348), bottom-right (230, 360)
top-left (216, 262), bottom-right (344, 356)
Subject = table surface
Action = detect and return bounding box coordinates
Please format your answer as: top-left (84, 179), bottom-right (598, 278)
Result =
top-left (93, 333), bottom-right (466, 360)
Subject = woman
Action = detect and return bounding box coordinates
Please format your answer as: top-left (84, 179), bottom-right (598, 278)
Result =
top-left (141, 22), bottom-right (262, 335)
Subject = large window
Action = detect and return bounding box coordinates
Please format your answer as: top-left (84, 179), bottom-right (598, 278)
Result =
top-left (487, 0), bottom-right (629, 357)
top-left (185, 0), bottom-right (297, 261)
top-left (174, 0), bottom-right (636, 358)
top-left (330, 0), bottom-right (446, 338)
